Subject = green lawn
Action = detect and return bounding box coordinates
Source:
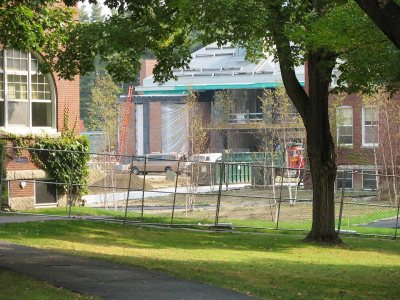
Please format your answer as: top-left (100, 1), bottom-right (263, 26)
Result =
top-left (28, 204), bottom-right (399, 236)
top-left (0, 269), bottom-right (95, 300)
top-left (0, 220), bottom-right (399, 299)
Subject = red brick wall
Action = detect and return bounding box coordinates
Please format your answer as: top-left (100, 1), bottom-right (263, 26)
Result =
top-left (54, 74), bottom-right (80, 133)
top-left (334, 94), bottom-right (400, 166)
top-left (149, 102), bottom-right (162, 153)
top-left (3, 140), bottom-right (39, 171)
top-left (9, 181), bottom-right (35, 198)
top-left (140, 60), bottom-right (157, 86)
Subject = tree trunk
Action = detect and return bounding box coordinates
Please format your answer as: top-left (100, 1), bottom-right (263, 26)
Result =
top-left (304, 52), bottom-right (341, 243)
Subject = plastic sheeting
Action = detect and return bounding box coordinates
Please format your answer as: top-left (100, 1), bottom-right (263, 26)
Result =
top-left (161, 103), bottom-right (188, 154)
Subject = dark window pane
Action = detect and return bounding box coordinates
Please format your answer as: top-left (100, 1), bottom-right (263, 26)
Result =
top-left (35, 181), bottom-right (57, 204)
top-left (337, 171), bottom-right (352, 189)
top-left (363, 171), bottom-right (377, 190)
top-left (32, 102), bottom-right (52, 127)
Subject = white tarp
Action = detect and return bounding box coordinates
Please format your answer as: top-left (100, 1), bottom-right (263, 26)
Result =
top-left (161, 103), bottom-right (187, 154)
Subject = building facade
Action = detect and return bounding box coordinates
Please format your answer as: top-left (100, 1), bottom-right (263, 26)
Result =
top-left (127, 43), bottom-right (305, 157)
top-left (1, 48), bottom-right (80, 210)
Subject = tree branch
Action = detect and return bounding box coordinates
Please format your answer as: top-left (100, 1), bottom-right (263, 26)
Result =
top-left (354, 0), bottom-right (400, 49)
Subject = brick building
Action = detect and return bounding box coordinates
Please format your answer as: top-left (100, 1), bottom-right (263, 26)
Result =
top-left (334, 93), bottom-right (400, 192)
top-left (1, 48), bottom-right (80, 210)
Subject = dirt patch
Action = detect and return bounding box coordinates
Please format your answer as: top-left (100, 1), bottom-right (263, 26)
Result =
top-left (88, 170), bottom-right (154, 194)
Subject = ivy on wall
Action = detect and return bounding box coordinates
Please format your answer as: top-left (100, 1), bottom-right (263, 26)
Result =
top-left (1, 133), bottom-right (90, 198)
top-left (30, 135), bottom-right (90, 196)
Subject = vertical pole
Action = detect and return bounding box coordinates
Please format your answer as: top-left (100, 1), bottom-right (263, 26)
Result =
top-left (215, 162), bottom-right (225, 227)
top-left (0, 144), bottom-right (5, 211)
top-left (275, 161), bottom-right (285, 230)
top-left (214, 162), bottom-right (225, 227)
top-left (140, 157), bottom-right (147, 222)
top-left (170, 160), bottom-right (181, 225)
top-left (337, 170), bottom-right (346, 234)
top-left (123, 155), bottom-right (135, 226)
top-left (394, 174), bottom-right (400, 239)
top-left (67, 151), bottom-right (74, 218)
top-left (394, 202), bottom-right (400, 240)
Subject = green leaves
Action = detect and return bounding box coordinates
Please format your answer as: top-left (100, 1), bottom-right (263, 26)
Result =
top-left (29, 136), bottom-right (90, 197)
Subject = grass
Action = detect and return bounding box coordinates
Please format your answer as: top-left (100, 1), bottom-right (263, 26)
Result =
top-left (0, 269), bottom-right (95, 300)
top-left (0, 220), bottom-right (399, 299)
top-left (27, 200), bottom-right (399, 236)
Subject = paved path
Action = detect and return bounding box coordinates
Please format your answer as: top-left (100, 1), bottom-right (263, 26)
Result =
top-left (363, 217), bottom-right (400, 229)
top-left (0, 241), bottom-right (253, 300)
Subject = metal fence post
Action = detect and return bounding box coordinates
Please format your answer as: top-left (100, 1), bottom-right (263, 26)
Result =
top-left (170, 160), bottom-right (181, 225)
top-left (394, 203), bottom-right (400, 240)
top-left (215, 162), bottom-right (225, 227)
top-left (337, 170), bottom-right (346, 234)
top-left (0, 144), bottom-right (5, 211)
top-left (276, 165), bottom-right (284, 230)
top-left (67, 151), bottom-right (74, 218)
top-left (123, 155), bottom-right (135, 226)
top-left (140, 157), bottom-right (147, 223)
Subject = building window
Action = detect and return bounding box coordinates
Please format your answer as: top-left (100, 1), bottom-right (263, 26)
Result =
top-left (337, 171), bottom-right (353, 190)
top-left (0, 49), bottom-right (55, 132)
top-left (362, 170), bottom-right (378, 190)
top-left (337, 106), bottom-right (353, 146)
top-left (362, 107), bottom-right (379, 146)
top-left (35, 180), bottom-right (57, 205)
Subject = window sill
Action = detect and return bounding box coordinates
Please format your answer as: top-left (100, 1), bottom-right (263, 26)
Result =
top-left (361, 145), bottom-right (379, 148)
top-left (0, 128), bottom-right (59, 138)
top-left (337, 145), bottom-right (353, 149)
top-left (35, 203), bottom-right (58, 207)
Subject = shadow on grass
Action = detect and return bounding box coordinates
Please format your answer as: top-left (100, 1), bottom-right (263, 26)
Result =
top-left (0, 220), bottom-right (311, 253)
top-left (0, 220), bottom-right (399, 256)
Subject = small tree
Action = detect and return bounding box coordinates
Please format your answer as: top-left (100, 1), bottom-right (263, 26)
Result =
top-left (87, 73), bottom-right (122, 152)
top-left (184, 91), bottom-right (209, 211)
top-left (259, 86), bottom-right (304, 211)
top-left (363, 91), bottom-right (400, 205)
top-left (211, 90), bottom-right (235, 152)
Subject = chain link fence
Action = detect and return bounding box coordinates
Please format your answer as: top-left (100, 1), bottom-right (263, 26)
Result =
top-left (1, 145), bottom-right (399, 239)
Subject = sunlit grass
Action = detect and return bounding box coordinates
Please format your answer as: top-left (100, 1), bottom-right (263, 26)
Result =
top-left (0, 220), bottom-right (399, 299)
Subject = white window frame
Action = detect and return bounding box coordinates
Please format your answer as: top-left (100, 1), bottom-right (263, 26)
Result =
top-left (362, 106), bottom-right (379, 147)
top-left (0, 49), bottom-right (57, 135)
top-left (336, 106), bottom-right (353, 146)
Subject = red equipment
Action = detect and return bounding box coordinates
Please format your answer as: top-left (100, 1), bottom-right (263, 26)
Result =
top-left (288, 144), bottom-right (305, 170)
top-left (118, 86), bottom-right (134, 157)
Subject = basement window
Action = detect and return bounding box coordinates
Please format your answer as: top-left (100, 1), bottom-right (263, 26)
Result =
top-left (362, 170), bottom-right (378, 190)
top-left (337, 171), bottom-right (353, 190)
top-left (35, 180), bottom-right (57, 205)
